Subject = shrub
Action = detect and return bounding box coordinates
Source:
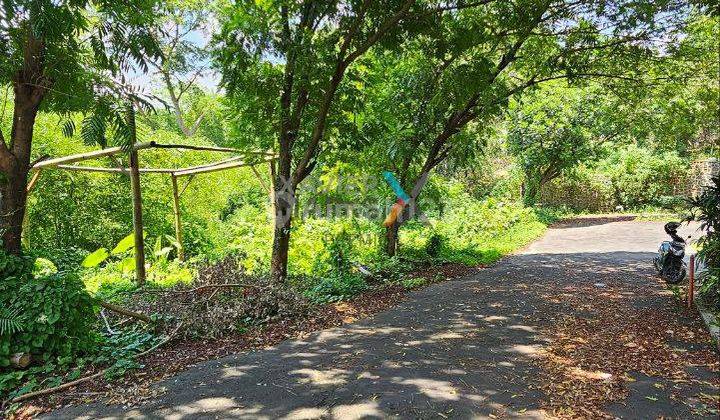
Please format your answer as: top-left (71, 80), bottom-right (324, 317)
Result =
top-left (603, 145), bottom-right (689, 209)
top-left (688, 176), bottom-right (720, 306)
top-left (539, 168), bottom-right (616, 213)
top-left (33, 258), bottom-right (58, 277)
top-left (305, 274), bottom-right (367, 303)
top-left (425, 234), bottom-right (447, 259)
top-left (1, 266), bottom-right (97, 368)
top-left (139, 257), bottom-right (311, 339)
top-left (35, 246), bottom-right (87, 272)
top-left (401, 277), bottom-right (427, 290)
top-left (326, 230), bottom-right (354, 274)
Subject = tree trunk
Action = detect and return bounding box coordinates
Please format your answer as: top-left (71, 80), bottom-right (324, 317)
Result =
top-left (270, 195), bottom-right (293, 281)
top-left (0, 173), bottom-right (26, 255)
top-left (385, 222), bottom-right (399, 257)
top-left (1, 100), bottom-right (41, 255)
top-left (522, 180), bottom-right (539, 206)
top-left (269, 148), bottom-right (294, 281)
top-left (0, 33), bottom-right (47, 255)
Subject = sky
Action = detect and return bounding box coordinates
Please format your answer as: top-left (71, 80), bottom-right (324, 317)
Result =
top-left (128, 24), bottom-right (222, 101)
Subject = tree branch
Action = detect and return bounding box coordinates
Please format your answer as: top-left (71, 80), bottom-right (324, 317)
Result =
top-left (293, 0), bottom-right (415, 185)
top-left (343, 0), bottom-right (415, 65)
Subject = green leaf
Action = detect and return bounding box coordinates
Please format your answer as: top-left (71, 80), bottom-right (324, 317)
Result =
top-left (155, 247), bottom-right (173, 259)
top-left (120, 257), bottom-right (135, 273)
top-left (111, 233), bottom-right (136, 255)
top-left (81, 248), bottom-right (109, 268)
top-left (164, 234), bottom-right (180, 249)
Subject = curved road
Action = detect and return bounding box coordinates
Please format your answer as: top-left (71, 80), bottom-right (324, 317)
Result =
top-left (48, 219), bottom-right (718, 419)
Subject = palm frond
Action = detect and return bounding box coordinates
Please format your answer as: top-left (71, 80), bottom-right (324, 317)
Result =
top-left (61, 119), bottom-right (76, 138)
top-left (0, 307), bottom-right (24, 336)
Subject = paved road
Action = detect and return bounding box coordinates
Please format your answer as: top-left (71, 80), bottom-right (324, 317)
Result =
top-left (49, 220), bottom-right (718, 419)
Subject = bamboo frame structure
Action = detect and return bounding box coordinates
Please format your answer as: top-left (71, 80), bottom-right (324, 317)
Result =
top-left (27, 141), bottom-right (275, 283)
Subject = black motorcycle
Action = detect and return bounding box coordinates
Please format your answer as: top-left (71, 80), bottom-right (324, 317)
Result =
top-left (654, 222), bottom-right (688, 284)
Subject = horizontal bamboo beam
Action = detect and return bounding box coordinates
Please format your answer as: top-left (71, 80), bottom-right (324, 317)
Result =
top-left (32, 141), bottom-right (275, 173)
top-left (172, 156), bottom-right (245, 172)
top-left (56, 165), bottom-right (173, 173)
top-left (32, 142), bottom-right (154, 169)
top-left (148, 142), bottom-right (274, 156)
top-left (173, 157), bottom-right (274, 177)
top-left (55, 156), bottom-right (248, 174)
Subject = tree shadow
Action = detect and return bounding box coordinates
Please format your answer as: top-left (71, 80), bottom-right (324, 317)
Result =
top-left (551, 215), bottom-right (639, 229)
top-left (46, 251), bottom-right (717, 419)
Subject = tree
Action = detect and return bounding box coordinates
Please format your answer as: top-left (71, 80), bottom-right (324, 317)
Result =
top-left (216, 0), bottom-right (466, 280)
top-left (147, 0), bottom-right (213, 137)
top-left (0, 0), bottom-right (161, 255)
top-left (507, 84), bottom-right (614, 205)
top-left (618, 12), bottom-right (719, 155)
top-left (354, 0), bottom-right (690, 255)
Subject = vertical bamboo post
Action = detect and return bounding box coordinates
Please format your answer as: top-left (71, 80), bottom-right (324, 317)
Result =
top-left (129, 149), bottom-right (146, 285)
top-left (171, 174), bottom-right (184, 261)
top-left (687, 254), bottom-right (695, 308)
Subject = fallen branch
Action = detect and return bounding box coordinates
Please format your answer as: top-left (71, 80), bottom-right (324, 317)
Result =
top-left (97, 300), bottom-right (151, 323)
top-left (168, 283), bottom-right (261, 294)
top-left (11, 323), bottom-right (184, 404)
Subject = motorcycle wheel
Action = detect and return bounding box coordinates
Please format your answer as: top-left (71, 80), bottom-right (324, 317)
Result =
top-left (664, 266), bottom-right (686, 284)
top-left (653, 256), bottom-right (662, 273)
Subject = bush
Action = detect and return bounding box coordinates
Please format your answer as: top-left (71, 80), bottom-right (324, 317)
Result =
top-left (688, 176), bottom-right (720, 306)
top-left (425, 234), bottom-right (447, 259)
top-left (603, 145), bottom-right (689, 209)
top-left (305, 274), bottom-right (367, 303)
top-left (1, 262), bottom-right (97, 368)
top-left (139, 257), bottom-right (311, 339)
top-left (538, 146), bottom-right (690, 212)
top-left (401, 277), bottom-right (427, 290)
top-left (326, 230), bottom-right (354, 274)
top-left (33, 258), bottom-right (58, 277)
top-left (539, 168), bottom-right (616, 213)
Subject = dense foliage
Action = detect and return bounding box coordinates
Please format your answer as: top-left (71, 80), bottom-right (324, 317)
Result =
top-left (688, 176), bottom-right (720, 305)
top-left (0, 270), bottom-right (96, 368)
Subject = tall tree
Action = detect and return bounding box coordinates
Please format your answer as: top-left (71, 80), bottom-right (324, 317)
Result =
top-left (0, 0), bottom-right (161, 255)
top-left (354, 0), bottom-right (690, 255)
top-left (147, 0), bottom-right (213, 137)
top-left (216, 0), bottom-right (474, 280)
top-left (507, 83), bottom-right (618, 205)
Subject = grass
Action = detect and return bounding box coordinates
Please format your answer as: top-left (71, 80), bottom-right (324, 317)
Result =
top-left (436, 218), bottom-right (549, 266)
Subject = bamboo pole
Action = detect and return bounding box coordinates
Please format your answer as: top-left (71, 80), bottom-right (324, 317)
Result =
top-left (173, 157), bottom-right (273, 177)
top-left (31, 142), bottom-right (154, 169)
top-left (56, 165), bottom-right (176, 173)
top-left (250, 164), bottom-right (271, 194)
top-left (148, 142), bottom-right (273, 155)
top-left (54, 156), bottom-right (246, 174)
top-left (97, 300), bottom-right (151, 323)
top-left (688, 254), bottom-right (695, 308)
top-left (22, 169), bottom-right (43, 247)
top-left (129, 150), bottom-right (146, 285)
top-left (178, 175), bottom-right (195, 197)
top-left (171, 174), bottom-right (184, 261)
top-left (26, 169), bottom-right (42, 192)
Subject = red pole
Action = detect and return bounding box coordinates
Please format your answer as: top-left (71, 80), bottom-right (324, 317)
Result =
top-left (688, 254), bottom-right (695, 308)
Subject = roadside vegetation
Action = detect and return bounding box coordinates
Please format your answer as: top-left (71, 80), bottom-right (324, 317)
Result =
top-left (0, 0), bottom-right (717, 414)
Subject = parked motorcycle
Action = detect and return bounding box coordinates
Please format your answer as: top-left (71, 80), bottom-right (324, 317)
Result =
top-left (654, 222), bottom-right (688, 284)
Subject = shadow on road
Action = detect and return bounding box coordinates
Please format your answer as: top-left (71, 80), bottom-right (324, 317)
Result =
top-left (47, 251), bottom-right (718, 419)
